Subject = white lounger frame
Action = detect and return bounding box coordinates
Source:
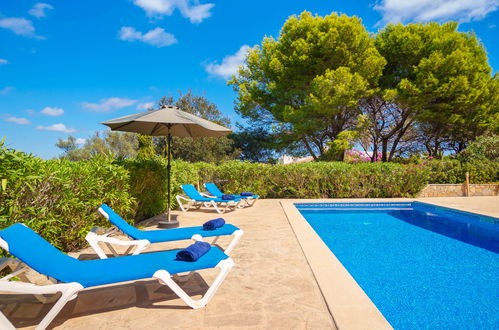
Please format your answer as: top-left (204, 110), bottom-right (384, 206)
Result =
top-left (86, 207), bottom-right (244, 259)
top-left (0, 235), bottom-right (234, 330)
top-left (176, 189), bottom-right (241, 214)
top-left (203, 193), bottom-right (258, 208)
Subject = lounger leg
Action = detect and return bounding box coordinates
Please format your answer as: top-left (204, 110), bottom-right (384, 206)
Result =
top-left (176, 195), bottom-right (190, 212)
top-left (211, 201), bottom-right (225, 214)
top-left (0, 281), bottom-right (83, 330)
top-left (153, 258), bottom-right (234, 309)
top-left (37, 285), bottom-right (82, 330)
top-left (0, 311), bottom-right (15, 330)
top-left (224, 229), bottom-right (244, 255)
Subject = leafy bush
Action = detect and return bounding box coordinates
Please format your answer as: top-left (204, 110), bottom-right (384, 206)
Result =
top-left (195, 161), bottom-right (429, 199)
top-left (425, 159), bottom-right (498, 183)
top-left (120, 158), bottom-right (200, 222)
top-left (457, 134), bottom-right (499, 162)
top-left (1, 142), bottom-right (134, 253)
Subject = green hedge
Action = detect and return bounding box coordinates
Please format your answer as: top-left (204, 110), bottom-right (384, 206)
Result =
top-left (1, 141), bottom-right (498, 253)
top-left (199, 161), bottom-right (429, 198)
top-left (425, 159), bottom-right (499, 184)
top-left (1, 145), bottom-right (135, 253)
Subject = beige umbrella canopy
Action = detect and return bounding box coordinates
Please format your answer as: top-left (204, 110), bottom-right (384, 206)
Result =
top-left (101, 105), bottom-right (232, 226)
top-left (101, 105), bottom-right (231, 137)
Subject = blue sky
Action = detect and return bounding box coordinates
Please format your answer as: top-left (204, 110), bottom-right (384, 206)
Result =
top-left (1, 0), bottom-right (498, 159)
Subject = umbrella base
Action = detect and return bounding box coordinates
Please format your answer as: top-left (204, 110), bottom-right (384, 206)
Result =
top-left (158, 220), bottom-right (179, 228)
top-left (158, 213), bottom-right (180, 228)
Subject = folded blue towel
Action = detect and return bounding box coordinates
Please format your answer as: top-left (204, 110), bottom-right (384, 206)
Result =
top-left (176, 241), bottom-right (211, 261)
top-left (222, 194), bottom-right (235, 200)
top-left (203, 218), bottom-right (225, 230)
top-left (240, 192), bottom-right (253, 196)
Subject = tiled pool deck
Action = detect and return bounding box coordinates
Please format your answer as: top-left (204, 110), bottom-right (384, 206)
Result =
top-left (4, 196), bottom-right (498, 329)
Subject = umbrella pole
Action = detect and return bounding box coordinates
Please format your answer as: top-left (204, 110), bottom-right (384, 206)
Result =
top-left (158, 123), bottom-right (178, 228)
top-left (167, 125), bottom-right (172, 222)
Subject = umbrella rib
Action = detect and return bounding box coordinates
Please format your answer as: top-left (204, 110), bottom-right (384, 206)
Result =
top-left (110, 122), bottom-right (133, 131)
top-left (150, 123), bottom-right (160, 136)
top-left (184, 124), bottom-right (193, 137)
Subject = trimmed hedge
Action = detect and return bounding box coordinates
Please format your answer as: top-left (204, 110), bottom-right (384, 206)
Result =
top-left (1, 148), bottom-right (135, 253)
top-left (1, 142), bottom-right (497, 253)
top-left (425, 159), bottom-right (498, 184)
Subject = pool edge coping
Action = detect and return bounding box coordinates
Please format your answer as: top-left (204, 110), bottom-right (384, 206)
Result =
top-left (280, 200), bottom-right (393, 330)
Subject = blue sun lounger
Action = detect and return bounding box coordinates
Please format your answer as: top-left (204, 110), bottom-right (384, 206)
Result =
top-left (85, 204), bottom-right (243, 259)
top-left (204, 183), bottom-right (260, 207)
top-left (0, 223), bottom-right (234, 330)
top-left (176, 184), bottom-right (241, 214)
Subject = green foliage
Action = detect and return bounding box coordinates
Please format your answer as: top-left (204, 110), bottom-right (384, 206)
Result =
top-left (120, 158), bottom-right (200, 222)
top-left (137, 135), bottom-right (155, 159)
top-left (229, 126), bottom-right (277, 163)
top-left (425, 159), bottom-right (498, 184)
top-left (56, 131), bottom-right (138, 160)
top-left (230, 11), bottom-right (386, 157)
top-left (200, 161), bottom-right (428, 198)
top-left (457, 134), bottom-right (499, 162)
top-left (1, 142), bottom-right (135, 253)
top-left (376, 22), bottom-right (497, 153)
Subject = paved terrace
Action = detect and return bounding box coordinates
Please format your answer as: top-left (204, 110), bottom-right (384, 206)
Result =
top-left (3, 197), bottom-right (498, 329)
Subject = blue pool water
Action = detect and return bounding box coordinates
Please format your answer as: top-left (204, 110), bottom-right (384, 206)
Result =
top-left (296, 202), bottom-right (499, 330)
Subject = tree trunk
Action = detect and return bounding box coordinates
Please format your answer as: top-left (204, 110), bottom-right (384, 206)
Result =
top-left (302, 137), bottom-right (318, 160)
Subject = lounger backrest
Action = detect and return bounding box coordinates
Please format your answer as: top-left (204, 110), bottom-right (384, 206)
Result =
top-left (204, 183), bottom-right (223, 197)
top-left (99, 204), bottom-right (142, 239)
top-left (0, 223), bottom-right (79, 281)
top-left (181, 184), bottom-right (205, 200)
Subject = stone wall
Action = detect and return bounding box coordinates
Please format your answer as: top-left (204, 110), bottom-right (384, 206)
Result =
top-left (418, 184), bottom-right (499, 198)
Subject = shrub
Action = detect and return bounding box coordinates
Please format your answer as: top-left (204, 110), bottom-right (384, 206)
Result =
top-left (1, 143), bottom-right (134, 253)
top-left (121, 158), bottom-right (201, 222)
top-left (195, 161), bottom-right (429, 199)
top-left (458, 134), bottom-right (499, 162)
top-left (425, 159), bottom-right (498, 183)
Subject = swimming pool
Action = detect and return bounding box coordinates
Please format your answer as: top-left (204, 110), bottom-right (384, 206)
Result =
top-left (295, 202), bottom-right (499, 330)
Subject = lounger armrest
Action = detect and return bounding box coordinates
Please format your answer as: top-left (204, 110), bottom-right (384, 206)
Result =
top-left (199, 192), bottom-right (215, 198)
top-left (85, 232), bottom-right (150, 259)
top-left (176, 194), bottom-right (191, 201)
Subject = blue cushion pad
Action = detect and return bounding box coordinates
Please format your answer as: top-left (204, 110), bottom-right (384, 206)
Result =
top-left (0, 224), bottom-right (228, 288)
top-left (133, 224), bottom-right (240, 243)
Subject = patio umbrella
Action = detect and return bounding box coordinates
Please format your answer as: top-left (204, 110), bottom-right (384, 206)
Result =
top-left (101, 105), bottom-right (232, 225)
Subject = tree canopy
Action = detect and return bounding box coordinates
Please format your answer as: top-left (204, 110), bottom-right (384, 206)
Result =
top-left (229, 11), bottom-right (386, 159)
top-left (231, 13), bottom-right (498, 161)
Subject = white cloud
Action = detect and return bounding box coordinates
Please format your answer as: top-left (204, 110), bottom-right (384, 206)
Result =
top-left (26, 109), bottom-right (35, 116)
top-left (29, 3), bottom-right (54, 18)
top-left (0, 86), bottom-right (15, 95)
top-left (0, 17), bottom-right (36, 37)
top-left (36, 123), bottom-right (75, 133)
top-left (0, 59), bottom-right (8, 65)
top-left (133, 0), bottom-right (214, 23)
top-left (81, 97), bottom-right (137, 112)
top-left (375, 0), bottom-right (499, 25)
top-left (205, 45), bottom-right (250, 79)
top-left (137, 102), bottom-right (155, 110)
top-left (75, 138), bottom-right (86, 145)
top-left (40, 106), bottom-right (64, 116)
top-left (118, 26), bottom-right (177, 47)
top-left (5, 115), bottom-right (30, 125)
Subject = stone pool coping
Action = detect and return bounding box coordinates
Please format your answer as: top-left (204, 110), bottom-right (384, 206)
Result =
top-left (280, 197), bottom-right (499, 330)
